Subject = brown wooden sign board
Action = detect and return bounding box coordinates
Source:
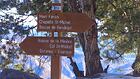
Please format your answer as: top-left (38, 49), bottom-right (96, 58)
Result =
top-left (20, 37), bottom-right (74, 57)
top-left (37, 12), bottom-right (94, 32)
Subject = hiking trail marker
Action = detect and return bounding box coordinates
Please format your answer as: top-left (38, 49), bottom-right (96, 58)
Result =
top-left (37, 12), bottom-right (94, 32)
top-left (20, 0), bottom-right (94, 79)
top-left (20, 37), bottom-right (74, 56)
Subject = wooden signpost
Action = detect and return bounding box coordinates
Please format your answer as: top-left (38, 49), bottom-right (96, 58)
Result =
top-left (20, 0), bottom-right (93, 79)
top-left (37, 12), bottom-right (94, 32)
top-left (19, 37), bottom-right (74, 56)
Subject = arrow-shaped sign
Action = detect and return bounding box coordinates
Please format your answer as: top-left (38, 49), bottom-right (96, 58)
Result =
top-left (37, 12), bottom-right (94, 32)
top-left (20, 37), bottom-right (74, 56)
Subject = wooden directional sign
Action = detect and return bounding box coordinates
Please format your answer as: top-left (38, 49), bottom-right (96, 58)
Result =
top-left (20, 37), bottom-right (74, 56)
top-left (37, 12), bottom-right (94, 32)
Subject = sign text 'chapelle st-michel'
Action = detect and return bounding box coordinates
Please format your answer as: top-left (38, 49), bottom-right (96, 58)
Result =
top-left (37, 12), bottom-right (94, 32)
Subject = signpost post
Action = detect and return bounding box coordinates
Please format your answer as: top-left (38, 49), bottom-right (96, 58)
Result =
top-left (20, 0), bottom-right (94, 79)
top-left (51, 1), bottom-right (63, 79)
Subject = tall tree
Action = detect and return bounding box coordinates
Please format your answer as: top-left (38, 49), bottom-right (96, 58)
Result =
top-left (67, 0), bottom-right (103, 77)
top-left (96, 0), bottom-right (140, 76)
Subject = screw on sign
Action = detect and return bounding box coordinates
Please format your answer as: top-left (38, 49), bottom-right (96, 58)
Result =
top-left (37, 12), bottom-right (94, 32)
top-left (19, 37), bottom-right (74, 57)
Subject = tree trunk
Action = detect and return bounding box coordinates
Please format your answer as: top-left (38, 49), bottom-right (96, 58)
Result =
top-left (79, 0), bottom-right (103, 76)
top-left (68, 0), bottom-right (103, 77)
top-left (132, 45), bottom-right (140, 76)
top-left (81, 26), bottom-right (103, 77)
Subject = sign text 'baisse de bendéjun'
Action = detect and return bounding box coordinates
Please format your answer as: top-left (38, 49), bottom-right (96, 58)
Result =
top-left (37, 12), bottom-right (94, 32)
top-left (20, 37), bottom-right (74, 56)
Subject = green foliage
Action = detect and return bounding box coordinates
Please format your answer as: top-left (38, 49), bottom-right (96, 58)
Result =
top-left (101, 49), bottom-right (124, 64)
top-left (0, 0), bottom-right (18, 10)
top-left (97, 0), bottom-right (140, 54)
top-left (0, 0), bottom-right (33, 73)
top-left (16, 0), bottom-right (51, 15)
top-left (134, 62), bottom-right (140, 73)
top-left (63, 0), bottom-right (70, 12)
top-left (14, 64), bottom-right (23, 70)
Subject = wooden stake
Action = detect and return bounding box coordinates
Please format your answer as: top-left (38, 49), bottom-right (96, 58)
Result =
top-left (51, 55), bottom-right (61, 79)
top-left (51, 0), bottom-right (62, 79)
top-left (51, 32), bottom-right (62, 79)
